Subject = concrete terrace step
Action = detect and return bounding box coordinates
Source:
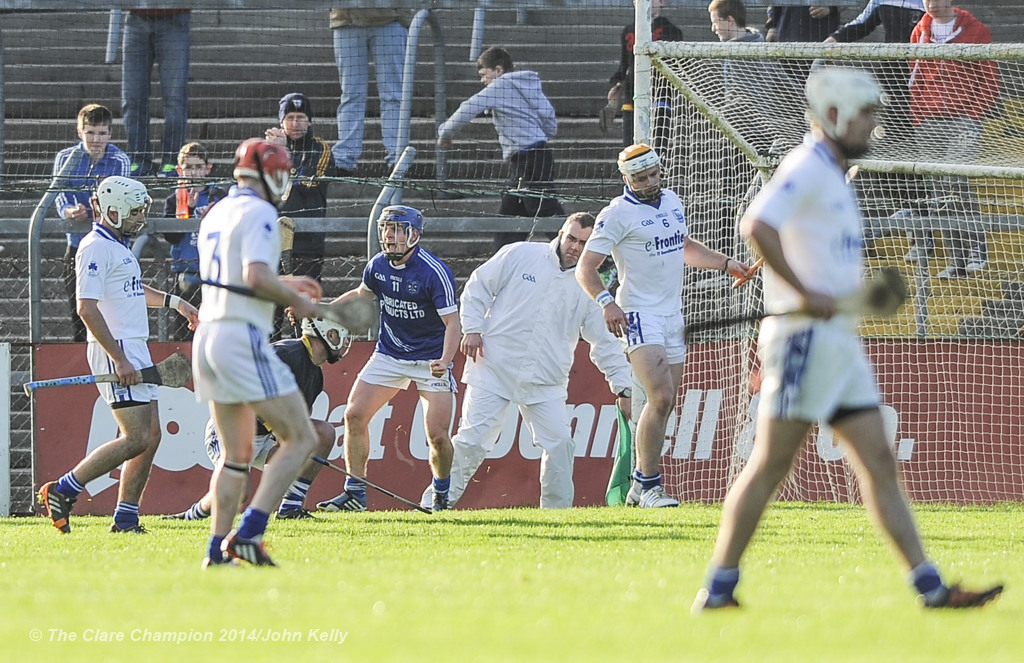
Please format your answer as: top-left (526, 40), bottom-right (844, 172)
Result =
top-left (2, 74), bottom-right (616, 120)
top-left (1, 8), bottom-right (624, 122)
top-left (3, 39), bottom-right (620, 69)
top-left (3, 115), bottom-right (623, 147)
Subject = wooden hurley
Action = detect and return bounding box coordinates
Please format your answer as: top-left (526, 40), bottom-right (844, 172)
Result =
top-left (23, 352), bottom-right (192, 396)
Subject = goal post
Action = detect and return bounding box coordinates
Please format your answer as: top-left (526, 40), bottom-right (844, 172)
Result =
top-left (636, 39), bottom-right (1024, 504)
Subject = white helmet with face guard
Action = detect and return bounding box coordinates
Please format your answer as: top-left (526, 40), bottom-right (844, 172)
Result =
top-left (301, 317), bottom-right (351, 364)
top-left (93, 176), bottom-right (152, 237)
top-left (805, 66), bottom-right (884, 141)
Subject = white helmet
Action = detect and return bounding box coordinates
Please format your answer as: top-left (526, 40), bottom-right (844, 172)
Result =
top-left (94, 176), bottom-right (152, 237)
top-left (617, 143), bottom-right (661, 176)
top-left (301, 317), bottom-right (351, 364)
top-left (805, 67), bottom-right (883, 140)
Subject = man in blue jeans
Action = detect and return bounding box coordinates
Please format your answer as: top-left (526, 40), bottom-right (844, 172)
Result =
top-left (329, 8), bottom-right (413, 176)
top-left (121, 9), bottom-right (191, 177)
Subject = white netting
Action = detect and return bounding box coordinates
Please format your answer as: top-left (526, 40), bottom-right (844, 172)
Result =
top-left (643, 41), bottom-right (1024, 504)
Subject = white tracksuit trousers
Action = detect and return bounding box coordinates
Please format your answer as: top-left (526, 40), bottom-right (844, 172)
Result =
top-left (423, 383), bottom-right (576, 509)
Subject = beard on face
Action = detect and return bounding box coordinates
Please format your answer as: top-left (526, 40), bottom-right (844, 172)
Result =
top-left (838, 139), bottom-right (871, 160)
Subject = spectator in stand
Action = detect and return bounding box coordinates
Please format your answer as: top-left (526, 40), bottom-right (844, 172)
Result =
top-left (766, 5), bottom-right (841, 42)
top-left (53, 104), bottom-right (133, 342)
top-left (825, 2), bottom-right (926, 229)
top-left (766, 5), bottom-right (841, 84)
top-left (826, 0), bottom-right (924, 43)
top-left (826, 2), bottom-right (925, 136)
top-left (705, 0), bottom-right (805, 289)
top-left (161, 142), bottom-right (226, 340)
top-left (904, 0), bottom-right (999, 279)
top-left (709, 0), bottom-right (804, 150)
top-left (121, 9), bottom-right (191, 178)
top-left (265, 93), bottom-right (337, 298)
top-left (608, 0), bottom-right (683, 148)
top-left (710, 0), bottom-right (762, 45)
top-left (329, 8), bottom-right (413, 176)
top-left (438, 46), bottom-right (564, 249)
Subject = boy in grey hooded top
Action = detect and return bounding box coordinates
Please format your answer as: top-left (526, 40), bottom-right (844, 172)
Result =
top-left (438, 46), bottom-right (564, 245)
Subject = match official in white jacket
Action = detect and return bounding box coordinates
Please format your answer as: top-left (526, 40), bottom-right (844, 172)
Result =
top-left (423, 213), bottom-right (632, 509)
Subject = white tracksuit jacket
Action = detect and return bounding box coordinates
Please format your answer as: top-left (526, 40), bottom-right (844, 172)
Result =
top-left (461, 238), bottom-right (632, 401)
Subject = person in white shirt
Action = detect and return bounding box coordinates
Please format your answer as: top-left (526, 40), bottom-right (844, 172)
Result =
top-left (694, 66), bottom-right (1003, 611)
top-left (576, 144), bottom-right (752, 508)
top-left (38, 176), bottom-right (199, 536)
top-left (420, 213), bottom-right (633, 509)
top-left (193, 138), bottom-right (321, 568)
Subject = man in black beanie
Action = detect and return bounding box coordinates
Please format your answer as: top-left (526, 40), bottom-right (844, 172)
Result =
top-left (265, 92), bottom-right (337, 285)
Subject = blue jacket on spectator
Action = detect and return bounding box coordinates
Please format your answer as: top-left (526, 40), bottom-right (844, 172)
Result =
top-left (53, 143), bottom-right (132, 248)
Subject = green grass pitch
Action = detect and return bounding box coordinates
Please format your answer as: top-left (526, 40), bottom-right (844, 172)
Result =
top-left (2, 503), bottom-right (1019, 662)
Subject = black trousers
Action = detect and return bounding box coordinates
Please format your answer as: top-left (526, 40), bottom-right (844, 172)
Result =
top-left (497, 146), bottom-right (564, 249)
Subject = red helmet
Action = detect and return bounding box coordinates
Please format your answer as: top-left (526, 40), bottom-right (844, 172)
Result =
top-left (233, 138), bottom-right (292, 204)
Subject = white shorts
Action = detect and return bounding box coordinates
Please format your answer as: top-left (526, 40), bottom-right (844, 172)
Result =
top-left (624, 310), bottom-right (687, 364)
top-left (192, 320), bottom-right (299, 404)
top-left (87, 338), bottom-right (159, 406)
top-left (204, 418), bottom-right (276, 470)
top-left (758, 317), bottom-right (880, 423)
top-left (357, 352), bottom-right (456, 393)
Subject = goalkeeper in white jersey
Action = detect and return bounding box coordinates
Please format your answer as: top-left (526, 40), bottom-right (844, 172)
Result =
top-left (694, 66), bottom-right (1003, 611)
top-left (576, 143), bottom-right (752, 508)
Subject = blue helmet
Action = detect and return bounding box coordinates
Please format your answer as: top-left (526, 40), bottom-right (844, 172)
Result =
top-left (377, 205), bottom-right (424, 261)
top-left (378, 205), bottom-right (423, 232)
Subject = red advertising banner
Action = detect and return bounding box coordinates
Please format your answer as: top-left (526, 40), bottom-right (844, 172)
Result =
top-left (33, 343), bottom-right (622, 515)
top-left (32, 340), bottom-right (1024, 515)
top-left (668, 340), bottom-right (1024, 504)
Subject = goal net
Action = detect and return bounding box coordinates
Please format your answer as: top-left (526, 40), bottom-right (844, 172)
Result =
top-left (642, 41), bottom-right (1024, 504)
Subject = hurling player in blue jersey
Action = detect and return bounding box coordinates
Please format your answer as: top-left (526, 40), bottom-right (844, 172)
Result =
top-left (318, 205), bottom-right (461, 513)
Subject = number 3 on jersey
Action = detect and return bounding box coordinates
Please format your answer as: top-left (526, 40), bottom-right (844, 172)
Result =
top-left (206, 231), bottom-right (222, 282)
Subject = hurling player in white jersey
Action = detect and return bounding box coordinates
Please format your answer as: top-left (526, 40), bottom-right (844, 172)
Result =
top-left (193, 138), bottom-right (321, 568)
top-left (576, 143), bottom-right (752, 508)
top-left (317, 205), bottom-right (461, 513)
top-left (695, 67), bottom-right (1003, 611)
top-left (166, 317), bottom-right (351, 522)
top-left (38, 176), bottom-right (199, 536)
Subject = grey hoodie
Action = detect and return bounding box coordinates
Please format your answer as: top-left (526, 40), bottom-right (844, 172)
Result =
top-left (438, 70), bottom-right (557, 161)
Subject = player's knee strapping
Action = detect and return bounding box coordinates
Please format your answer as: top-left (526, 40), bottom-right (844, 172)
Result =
top-left (223, 460), bottom-right (250, 475)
